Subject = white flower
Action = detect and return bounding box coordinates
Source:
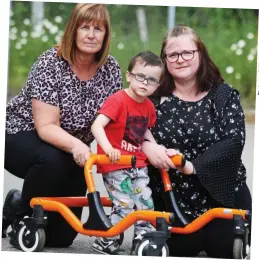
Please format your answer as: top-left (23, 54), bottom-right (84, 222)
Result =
top-left (226, 66), bottom-right (234, 74)
top-left (10, 10), bottom-right (13, 17)
top-left (15, 42), bottom-right (22, 50)
top-left (235, 73), bottom-right (241, 79)
top-left (232, 104), bottom-right (238, 109)
top-left (247, 54), bottom-right (254, 61)
top-left (230, 43), bottom-right (237, 51)
top-left (49, 25), bottom-right (58, 35)
top-left (247, 32), bottom-right (254, 39)
top-left (10, 27), bottom-right (17, 34)
top-left (210, 128), bottom-right (215, 134)
top-left (117, 42), bottom-right (124, 50)
top-left (237, 39), bottom-right (246, 48)
top-left (55, 35), bottom-right (61, 43)
top-left (236, 49), bottom-right (243, 55)
top-left (23, 18), bottom-right (31, 26)
top-left (54, 16), bottom-right (62, 23)
top-left (20, 38), bottom-right (27, 45)
top-left (31, 31), bottom-right (41, 38)
top-left (58, 30), bottom-right (64, 36)
top-left (21, 31), bottom-right (28, 38)
top-left (34, 24), bottom-right (43, 34)
top-left (43, 19), bottom-right (52, 29)
top-left (10, 20), bottom-right (15, 26)
top-left (250, 48), bottom-right (257, 55)
top-left (9, 34), bottom-right (16, 40)
top-left (41, 35), bottom-right (49, 42)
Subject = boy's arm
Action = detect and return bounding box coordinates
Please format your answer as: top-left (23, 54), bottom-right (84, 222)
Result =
top-left (144, 129), bottom-right (157, 144)
top-left (91, 114), bottom-right (114, 154)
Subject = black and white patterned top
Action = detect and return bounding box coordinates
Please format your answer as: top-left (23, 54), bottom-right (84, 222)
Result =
top-left (6, 47), bottom-right (123, 144)
top-left (150, 83), bottom-right (247, 220)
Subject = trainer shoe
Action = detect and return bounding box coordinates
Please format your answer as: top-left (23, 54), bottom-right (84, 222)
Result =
top-left (92, 237), bottom-right (120, 255)
top-left (130, 232), bottom-right (145, 255)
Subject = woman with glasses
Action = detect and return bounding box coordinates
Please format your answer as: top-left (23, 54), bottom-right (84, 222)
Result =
top-left (3, 4), bottom-right (122, 248)
top-left (141, 24), bottom-right (252, 258)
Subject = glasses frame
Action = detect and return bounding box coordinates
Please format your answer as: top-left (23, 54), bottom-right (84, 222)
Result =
top-left (128, 72), bottom-right (160, 86)
top-left (166, 50), bottom-right (198, 63)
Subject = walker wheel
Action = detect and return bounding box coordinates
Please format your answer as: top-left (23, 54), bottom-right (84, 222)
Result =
top-left (233, 227), bottom-right (250, 259)
top-left (17, 225), bottom-right (46, 252)
top-left (132, 238), bottom-right (169, 256)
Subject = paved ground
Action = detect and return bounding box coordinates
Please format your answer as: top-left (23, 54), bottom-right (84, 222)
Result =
top-left (1, 124), bottom-right (255, 256)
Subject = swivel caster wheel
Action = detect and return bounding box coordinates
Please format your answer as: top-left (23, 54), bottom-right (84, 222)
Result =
top-left (132, 238), bottom-right (169, 257)
top-left (17, 225), bottom-right (46, 252)
top-left (233, 226), bottom-right (250, 259)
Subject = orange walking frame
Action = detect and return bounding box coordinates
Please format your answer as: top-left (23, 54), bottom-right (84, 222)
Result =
top-left (25, 154), bottom-right (250, 257)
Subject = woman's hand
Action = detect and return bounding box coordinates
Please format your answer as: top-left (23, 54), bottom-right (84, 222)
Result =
top-left (71, 141), bottom-right (91, 167)
top-left (181, 161), bottom-right (195, 175)
top-left (165, 148), bottom-right (181, 157)
top-left (142, 142), bottom-right (175, 169)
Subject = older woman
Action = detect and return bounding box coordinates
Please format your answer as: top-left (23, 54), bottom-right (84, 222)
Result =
top-left (3, 4), bottom-right (122, 248)
top-left (142, 25), bottom-right (252, 258)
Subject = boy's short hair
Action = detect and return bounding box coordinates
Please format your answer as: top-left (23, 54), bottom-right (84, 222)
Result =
top-left (128, 51), bottom-right (165, 79)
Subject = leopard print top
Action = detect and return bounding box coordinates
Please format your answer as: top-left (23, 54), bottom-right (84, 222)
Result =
top-left (6, 47), bottom-right (123, 144)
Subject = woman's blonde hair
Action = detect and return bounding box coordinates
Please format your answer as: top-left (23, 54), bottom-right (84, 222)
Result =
top-left (57, 4), bottom-right (111, 67)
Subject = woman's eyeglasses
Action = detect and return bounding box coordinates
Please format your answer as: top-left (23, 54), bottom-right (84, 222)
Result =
top-left (166, 50), bottom-right (198, 63)
top-left (129, 72), bottom-right (160, 86)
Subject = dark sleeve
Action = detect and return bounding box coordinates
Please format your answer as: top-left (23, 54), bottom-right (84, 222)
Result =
top-left (192, 86), bottom-right (245, 207)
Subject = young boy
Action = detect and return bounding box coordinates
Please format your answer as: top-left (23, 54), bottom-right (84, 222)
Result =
top-left (91, 51), bottom-right (164, 255)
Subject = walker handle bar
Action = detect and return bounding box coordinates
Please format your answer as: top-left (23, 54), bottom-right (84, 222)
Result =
top-left (84, 154), bottom-right (184, 193)
top-left (85, 153), bottom-right (185, 168)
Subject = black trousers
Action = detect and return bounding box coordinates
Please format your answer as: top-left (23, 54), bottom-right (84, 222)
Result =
top-left (4, 130), bottom-right (87, 247)
top-left (149, 168), bottom-right (252, 258)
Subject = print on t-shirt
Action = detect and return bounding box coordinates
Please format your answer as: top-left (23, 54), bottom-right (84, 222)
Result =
top-left (121, 113), bottom-right (149, 153)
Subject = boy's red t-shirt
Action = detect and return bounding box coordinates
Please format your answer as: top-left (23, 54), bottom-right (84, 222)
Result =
top-left (97, 89), bottom-right (156, 173)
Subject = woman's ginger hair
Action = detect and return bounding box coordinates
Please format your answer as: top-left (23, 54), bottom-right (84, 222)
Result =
top-left (154, 24), bottom-right (224, 97)
top-left (57, 3), bottom-right (111, 67)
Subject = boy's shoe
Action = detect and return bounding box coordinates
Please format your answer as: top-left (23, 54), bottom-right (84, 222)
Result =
top-left (130, 233), bottom-right (145, 255)
top-left (92, 237), bottom-right (120, 255)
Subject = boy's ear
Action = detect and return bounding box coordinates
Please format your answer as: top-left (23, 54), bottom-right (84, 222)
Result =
top-left (126, 71), bottom-right (131, 83)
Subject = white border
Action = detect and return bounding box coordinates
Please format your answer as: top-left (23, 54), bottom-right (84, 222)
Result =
top-left (1, 1), bottom-right (258, 260)
top-left (9, 0), bottom-right (259, 9)
top-left (250, 10), bottom-right (259, 260)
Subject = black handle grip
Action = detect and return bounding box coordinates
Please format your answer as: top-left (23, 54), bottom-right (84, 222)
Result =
top-left (131, 155), bottom-right (136, 168)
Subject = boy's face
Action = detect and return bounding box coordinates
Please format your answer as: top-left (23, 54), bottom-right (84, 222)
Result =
top-left (126, 62), bottom-right (162, 99)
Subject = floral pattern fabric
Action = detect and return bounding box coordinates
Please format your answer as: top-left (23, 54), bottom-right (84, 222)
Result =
top-left (150, 83), bottom-right (247, 220)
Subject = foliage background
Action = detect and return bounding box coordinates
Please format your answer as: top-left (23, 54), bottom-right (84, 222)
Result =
top-left (8, 1), bottom-right (258, 108)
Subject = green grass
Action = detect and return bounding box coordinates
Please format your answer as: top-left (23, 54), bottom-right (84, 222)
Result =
top-left (7, 4), bottom-right (258, 108)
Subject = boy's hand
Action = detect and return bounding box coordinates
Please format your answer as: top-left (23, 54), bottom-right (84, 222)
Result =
top-left (107, 149), bottom-right (121, 163)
